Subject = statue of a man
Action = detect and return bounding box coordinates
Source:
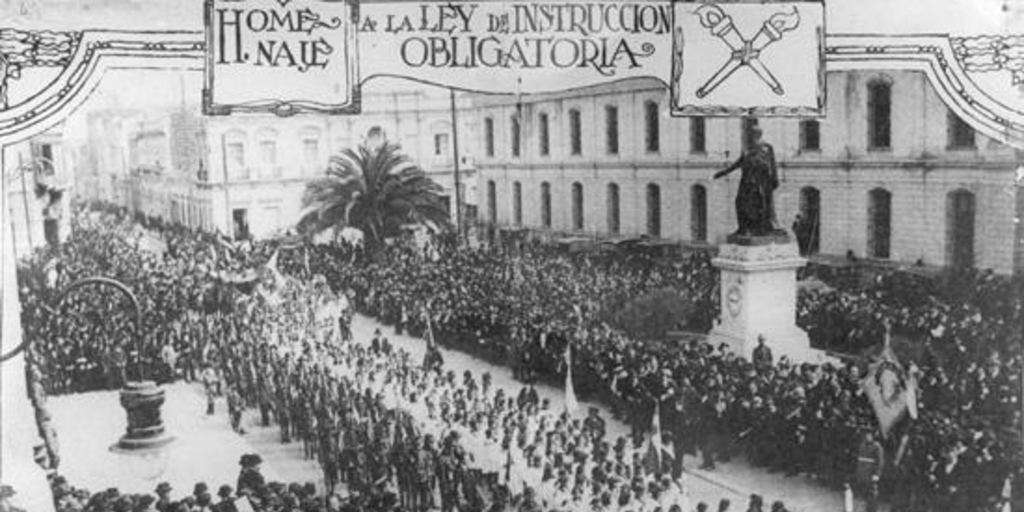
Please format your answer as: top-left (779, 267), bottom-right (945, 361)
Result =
top-left (714, 126), bottom-right (782, 238)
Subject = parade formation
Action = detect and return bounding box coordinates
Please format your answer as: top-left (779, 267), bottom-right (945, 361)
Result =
top-left (13, 201), bottom-right (1023, 512)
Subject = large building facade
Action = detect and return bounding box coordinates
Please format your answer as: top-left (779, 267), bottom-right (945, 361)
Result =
top-left (79, 86), bottom-right (478, 240)
top-left (471, 71), bottom-right (1024, 274)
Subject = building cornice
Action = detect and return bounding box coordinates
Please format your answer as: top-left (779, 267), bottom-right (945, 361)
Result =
top-left (477, 158), bottom-right (1019, 173)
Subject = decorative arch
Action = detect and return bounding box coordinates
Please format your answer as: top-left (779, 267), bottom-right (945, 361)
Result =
top-left (0, 30), bottom-right (204, 146)
top-left (827, 34), bottom-right (1024, 148)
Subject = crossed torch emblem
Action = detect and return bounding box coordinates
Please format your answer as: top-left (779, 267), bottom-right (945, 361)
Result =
top-left (694, 4), bottom-right (801, 98)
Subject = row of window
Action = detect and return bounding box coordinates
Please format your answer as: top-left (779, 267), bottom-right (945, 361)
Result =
top-left (487, 181), bottom-right (977, 267)
top-left (223, 128), bottom-right (322, 180)
top-left (488, 181), bottom-right (709, 242)
top-left (482, 83), bottom-right (976, 158)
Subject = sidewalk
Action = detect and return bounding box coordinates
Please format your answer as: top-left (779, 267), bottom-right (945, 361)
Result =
top-left (46, 383), bottom-right (322, 497)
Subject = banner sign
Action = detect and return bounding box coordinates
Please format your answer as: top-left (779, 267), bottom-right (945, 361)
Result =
top-left (203, 0), bottom-right (360, 116)
top-left (202, 0), bottom-right (824, 117)
top-left (671, 1), bottom-right (825, 117)
top-left (357, 1), bottom-right (673, 94)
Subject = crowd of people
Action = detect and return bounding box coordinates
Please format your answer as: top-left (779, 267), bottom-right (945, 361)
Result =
top-left (321, 245), bottom-right (1023, 510)
top-left (19, 205), bottom-right (754, 512)
top-left (13, 201), bottom-right (1024, 512)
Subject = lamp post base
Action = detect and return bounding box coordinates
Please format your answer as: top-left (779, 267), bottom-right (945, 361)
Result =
top-left (112, 381), bottom-right (175, 452)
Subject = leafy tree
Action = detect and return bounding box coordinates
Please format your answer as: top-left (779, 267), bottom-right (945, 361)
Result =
top-left (609, 287), bottom-right (694, 341)
top-left (298, 142), bottom-right (450, 249)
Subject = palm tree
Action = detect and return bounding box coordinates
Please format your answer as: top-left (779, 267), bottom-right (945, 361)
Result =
top-left (298, 142), bottom-right (450, 249)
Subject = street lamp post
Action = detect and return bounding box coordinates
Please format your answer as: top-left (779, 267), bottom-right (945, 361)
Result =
top-left (449, 87), bottom-right (463, 244)
top-left (62, 277), bottom-right (175, 453)
top-left (1, 276), bottom-right (175, 453)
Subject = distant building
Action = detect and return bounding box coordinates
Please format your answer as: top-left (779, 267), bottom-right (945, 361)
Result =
top-left (470, 72), bottom-right (1023, 274)
top-left (80, 87), bottom-right (478, 240)
top-left (3, 128), bottom-right (72, 257)
top-left (77, 109), bottom-right (138, 205)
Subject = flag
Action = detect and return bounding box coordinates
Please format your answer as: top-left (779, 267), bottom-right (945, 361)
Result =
top-left (424, 308), bottom-right (436, 350)
top-left (677, 473), bottom-right (690, 512)
top-left (905, 363), bottom-right (919, 420)
top-left (504, 448), bottom-right (513, 483)
top-left (860, 326), bottom-right (918, 438)
top-left (266, 249), bottom-right (285, 283)
top-left (234, 496), bottom-right (255, 512)
top-left (422, 307), bottom-right (441, 369)
top-left (1001, 476), bottom-right (1011, 512)
top-left (563, 344), bottom-right (579, 416)
top-left (644, 402), bottom-right (674, 475)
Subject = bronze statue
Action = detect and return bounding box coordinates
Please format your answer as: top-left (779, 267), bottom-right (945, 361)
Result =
top-left (714, 126), bottom-right (785, 240)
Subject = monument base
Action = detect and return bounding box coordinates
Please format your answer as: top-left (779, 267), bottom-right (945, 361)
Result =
top-left (709, 239), bottom-right (825, 364)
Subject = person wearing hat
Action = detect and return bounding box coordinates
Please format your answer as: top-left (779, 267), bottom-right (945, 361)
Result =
top-left (138, 494), bottom-right (158, 512)
top-left (154, 482), bottom-right (173, 512)
top-left (745, 494), bottom-right (764, 512)
top-left (371, 329), bottom-right (383, 354)
top-left (752, 335), bottom-right (773, 374)
top-left (237, 453), bottom-right (265, 495)
top-left (583, 407), bottom-right (606, 442)
top-left (212, 486), bottom-right (236, 512)
top-left (0, 485), bottom-right (25, 512)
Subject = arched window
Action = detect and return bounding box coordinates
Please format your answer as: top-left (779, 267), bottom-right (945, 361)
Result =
top-left (540, 182), bottom-right (552, 228)
top-left (223, 129), bottom-right (248, 180)
top-left (947, 110), bottom-right (976, 150)
top-left (799, 120), bottom-right (820, 152)
top-left (300, 127), bottom-right (322, 174)
top-left (606, 183), bottom-right (620, 235)
top-left (689, 118), bottom-right (706, 153)
top-left (947, 189), bottom-right (975, 269)
top-left (256, 128), bottom-right (280, 178)
top-left (867, 80), bottom-right (892, 149)
top-left (538, 113), bottom-right (550, 156)
top-left (798, 187), bottom-right (821, 255)
top-left (646, 184), bottom-right (661, 237)
top-left (569, 109), bottom-right (582, 155)
top-left (512, 181), bottom-right (523, 226)
top-left (868, 188), bottom-right (892, 259)
top-left (571, 182), bottom-right (584, 232)
top-left (742, 117), bottom-right (759, 149)
top-left (691, 184), bottom-right (707, 242)
top-left (484, 117), bottom-right (495, 157)
top-left (644, 101), bottom-right (660, 153)
top-left (366, 126), bottom-right (385, 147)
top-left (487, 180), bottom-right (497, 224)
top-left (511, 116), bottom-right (521, 158)
top-left (605, 105), bottom-right (619, 155)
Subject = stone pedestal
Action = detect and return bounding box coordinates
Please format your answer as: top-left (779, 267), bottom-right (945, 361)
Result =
top-left (707, 239), bottom-right (818, 363)
top-left (113, 381), bottom-right (175, 452)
